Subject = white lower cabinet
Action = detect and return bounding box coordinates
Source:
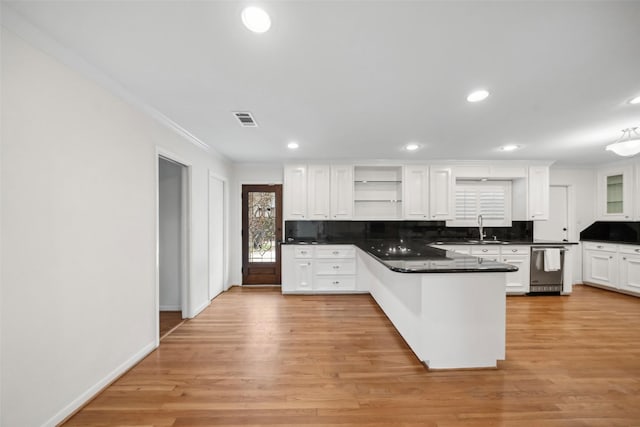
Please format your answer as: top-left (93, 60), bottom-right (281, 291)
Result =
top-left (582, 242), bottom-right (640, 296)
top-left (293, 259), bottom-right (313, 291)
top-left (582, 242), bottom-right (618, 288)
top-left (471, 247), bottom-right (500, 262)
top-left (503, 255), bottom-right (530, 294)
top-left (619, 245), bottom-right (640, 293)
top-left (282, 245), bottom-right (358, 293)
top-left (433, 244), bottom-right (532, 294)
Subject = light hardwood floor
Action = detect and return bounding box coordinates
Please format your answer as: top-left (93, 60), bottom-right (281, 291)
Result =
top-left (65, 285), bottom-right (640, 426)
top-left (159, 311), bottom-right (184, 340)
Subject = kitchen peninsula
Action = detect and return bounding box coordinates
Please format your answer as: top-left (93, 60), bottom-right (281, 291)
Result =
top-left (283, 238), bottom-right (517, 369)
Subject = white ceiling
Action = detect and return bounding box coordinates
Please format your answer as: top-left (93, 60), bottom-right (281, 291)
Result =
top-left (4, 1), bottom-right (640, 165)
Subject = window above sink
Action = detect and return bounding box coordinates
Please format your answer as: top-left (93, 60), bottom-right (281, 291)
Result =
top-left (447, 180), bottom-right (512, 228)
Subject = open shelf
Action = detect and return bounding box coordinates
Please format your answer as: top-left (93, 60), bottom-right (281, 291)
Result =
top-left (353, 166), bottom-right (403, 219)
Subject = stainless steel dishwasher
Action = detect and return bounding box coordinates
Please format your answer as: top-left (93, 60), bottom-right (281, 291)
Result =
top-left (529, 247), bottom-right (565, 294)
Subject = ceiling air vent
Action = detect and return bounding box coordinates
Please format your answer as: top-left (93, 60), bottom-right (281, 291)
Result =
top-left (233, 111), bottom-right (258, 127)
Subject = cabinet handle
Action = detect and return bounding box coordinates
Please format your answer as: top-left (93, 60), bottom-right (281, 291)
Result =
top-left (482, 249), bottom-right (488, 252)
top-left (333, 281), bottom-right (340, 285)
top-left (332, 251), bottom-right (339, 255)
top-left (307, 262), bottom-right (311, 266)
top-left (635, 249), bottom-right (640, 253)
top-left (511, 249), bottom-right (517, 252)
top-left (300, 250), bottom-right (307, 254)
top-left (597, 245), bottom-right (603, 249)
top-left (623, 257), bottom-right (627, 260)
top-left (333, 265), bottom-right (340, 269)
top-left (610, 256), bottom-right (613, 259)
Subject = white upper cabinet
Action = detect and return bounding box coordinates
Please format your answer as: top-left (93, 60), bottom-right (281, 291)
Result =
top-left (429, 166), bottom-right (454, 220)
top-left (596, 165), bottom-right (634, 221)
top-left (403, 165), bottom-right (429, 219)
top-left (283, 164), bottom-right (307, 220)
top-left (307, 165), bottom-right (331, 219)
top-left (330, 165), bottom-right (354, 219)
top-left (528, 166), bottom-right (549, 220)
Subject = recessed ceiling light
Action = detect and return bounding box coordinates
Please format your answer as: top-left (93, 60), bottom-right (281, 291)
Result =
top-left (405, 143), bottom-right (420, 151)
top-left (630, 95), bottom-right (640, 105)
top-left (287, 142), bottom-right (299, 149)
top-left (500, 144), bottom-right (520, 152)
top-left (241, 6), bottom-right (271, 33)
top-left (467, 89), bottom-right (490, 103)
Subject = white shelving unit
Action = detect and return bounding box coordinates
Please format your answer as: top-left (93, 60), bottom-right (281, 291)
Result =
top-left (353, 166), bottom-right (403, 219)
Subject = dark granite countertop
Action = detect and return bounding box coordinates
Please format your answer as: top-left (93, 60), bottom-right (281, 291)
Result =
top-left (359, 242), bottom-right (518, 273)
top-left (429, 239), bottom-right (578, 246)
top-left (283, 239), bottom-right (576, 246)
top-left (284, 239), bottom-right (519, 273)
top-left (581, 239), bottom-right (640, 246)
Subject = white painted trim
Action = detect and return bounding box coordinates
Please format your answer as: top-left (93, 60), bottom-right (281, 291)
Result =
top-left (159, 305), bottom-right (182, 311)
top-left (42, 341), bottom-right (156, 427)
top-left (0, 6), bottom-right (232, 160)
top-left (209, 171), bottom-right (230, 294)
top-left (156, 147), bottom-right (193, 337)
top-left (191, 300), bottom-right (211, 319)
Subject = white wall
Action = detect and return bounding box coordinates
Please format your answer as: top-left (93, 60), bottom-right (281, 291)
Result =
top-left (0, 27), bottom-right (231, 426)
top-left (229, 163), bottom-right (283, 285)
top-left (548, 166), bottom-right (597, 284)
top-left (159, 158), bottom-right (183, 310)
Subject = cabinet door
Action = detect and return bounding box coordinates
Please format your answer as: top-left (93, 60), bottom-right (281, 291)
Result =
top-left (283, 165), bottom-right (307, 220)
top-left (620, 255), bottom-right (640, 294)
top-left (583, 250), bottom-right (618, 287)
top-left (528, 166), bottom-right (549, 220)
top-left (597, 165), bottom-right (633, 221)
top-left (403, 165), bottom-right (429, 219)
top-left (503, 255), bottom-right (530, 294)
top-left (307, 165), bottom-right (331, 220)
top-left (330, 165), bottom-right (354, 219)
top-left (294, 260), bottom-right (313, 291)
top-left (429, 166), bottom-right (454, 220)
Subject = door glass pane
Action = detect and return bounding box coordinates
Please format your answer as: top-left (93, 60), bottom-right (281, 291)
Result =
top-left (606, 174), bottom-right (623, 214)
top-left (248, 191), bottom-right (276, 263)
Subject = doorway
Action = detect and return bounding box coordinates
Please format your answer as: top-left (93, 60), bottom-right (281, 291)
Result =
top-left (534, 185), bottom-right (570, 242)
top-left (242, 184), bottom-right (283, 285)
top-left (158, 156), bottom-right (188, 339)
top-left (209, 174), bottom-right (226, 299)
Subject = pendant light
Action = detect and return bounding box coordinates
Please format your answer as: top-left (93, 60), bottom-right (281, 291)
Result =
top-left (605, 127), bottom-right (640, 157)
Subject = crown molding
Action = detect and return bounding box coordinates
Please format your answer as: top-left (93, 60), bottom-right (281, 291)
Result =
top-left (1, 5), bottom-right (230, 161)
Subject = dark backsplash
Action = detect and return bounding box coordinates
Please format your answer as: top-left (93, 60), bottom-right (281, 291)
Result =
top-left (285, 220), bottom-right (534, 243)
top-left (580, 221), bottom-right (640, 244)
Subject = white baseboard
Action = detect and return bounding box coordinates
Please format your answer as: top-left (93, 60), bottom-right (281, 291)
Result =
top-left (42, 340), bottom-right (156, 427)
top-left (159, 305), bottom-right (181, 311)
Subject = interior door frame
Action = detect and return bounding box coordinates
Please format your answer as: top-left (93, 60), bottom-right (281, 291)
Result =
top-left (155, 147), bottom-right (191, 347)
top-left (240, 183), bottom-right (283, 285)
top-left (208, 170), bottom-right (229, 299)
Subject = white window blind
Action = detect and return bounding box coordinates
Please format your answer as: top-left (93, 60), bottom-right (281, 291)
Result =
top-left (448, 181), bottom-right (512, 227)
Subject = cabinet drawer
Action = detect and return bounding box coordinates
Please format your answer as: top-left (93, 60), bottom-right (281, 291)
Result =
top-left (294, 247), bottom-right (314, 258)
top-left (314, 276), bottom-right (356, 291)
top-left (503, 246), bottom-right (530, 255)
top-left (315, 246), bottom-right (355, 259)
top-left (583, 242), bottom-right (617, 252)
top-left (471, 247), bottom-right (500, 256)
top-left (619, 245), bottom-right (640, 255)
top-left (315, 260), bottom-right (356, 275)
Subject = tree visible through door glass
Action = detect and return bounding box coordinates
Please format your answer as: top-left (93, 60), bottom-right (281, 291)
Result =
top-left (248, 191), bottom-right (276, 263)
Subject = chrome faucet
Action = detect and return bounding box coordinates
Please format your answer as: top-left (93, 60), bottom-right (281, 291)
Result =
top-left (477, 214), bottom-right (486, 241)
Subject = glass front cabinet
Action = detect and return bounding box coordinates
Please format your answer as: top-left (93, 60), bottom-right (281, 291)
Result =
top-left (597, 165), bottom-right (634, 221)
